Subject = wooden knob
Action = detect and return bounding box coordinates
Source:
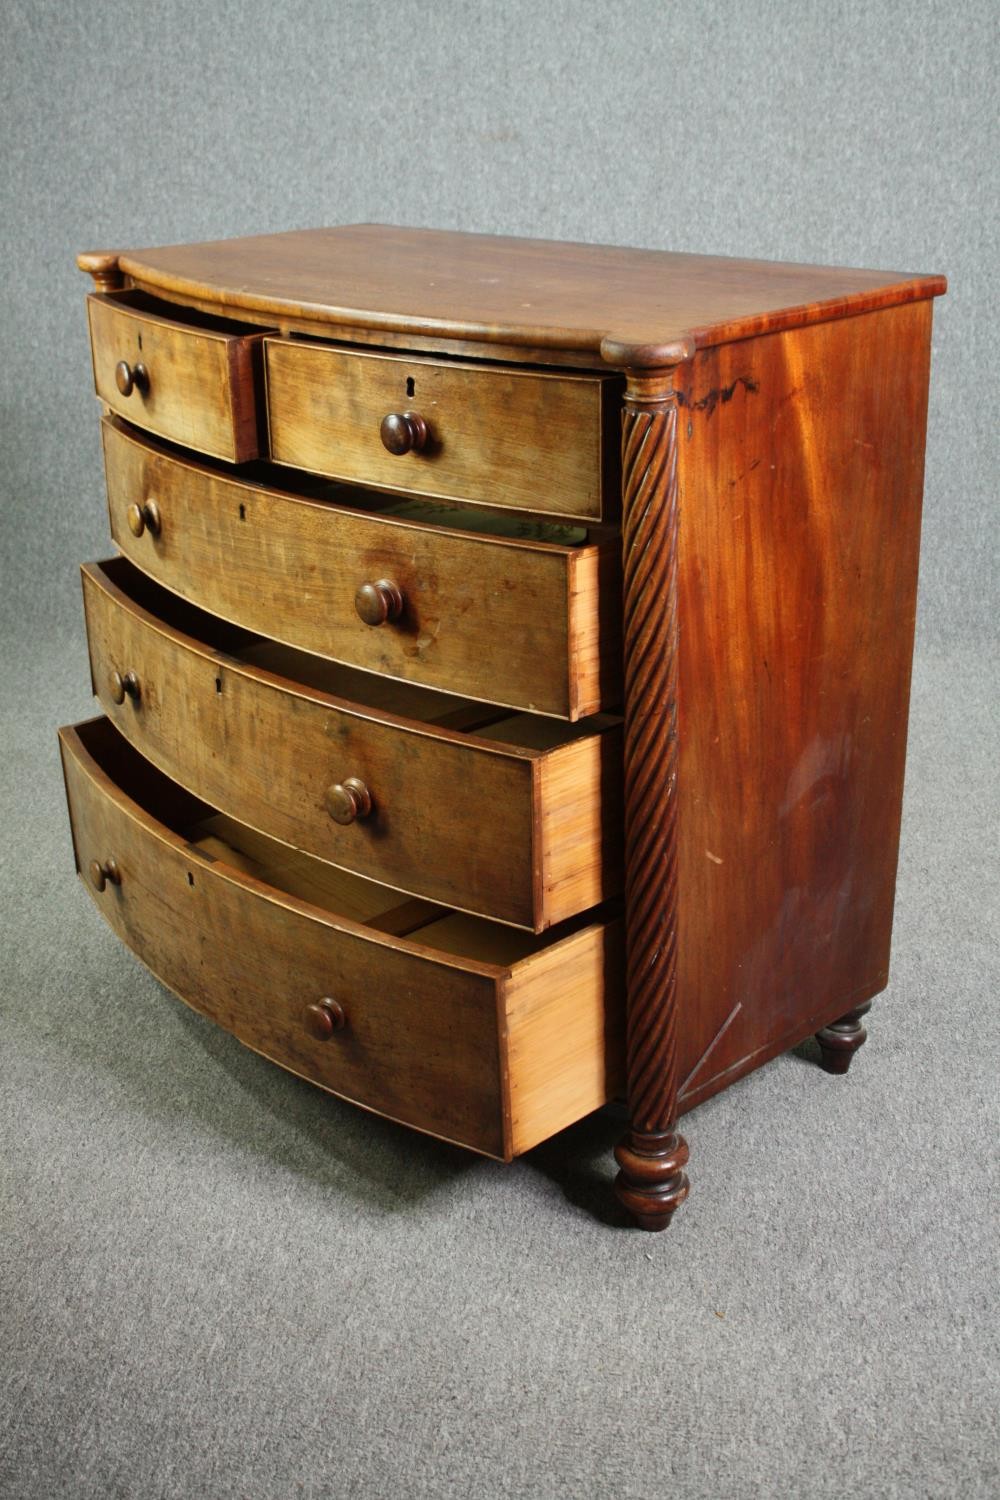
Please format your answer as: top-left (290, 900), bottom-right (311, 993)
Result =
top-left (354, 580), bottom-right (403, 626)
top-left (303, 998), bottom-right (347, 1039)
top-left (380, 411), bottom-right (428, 455)
top-left (325, 776), bottom-right (373, 825)
top-left (126, 499), bottom-right (161, 538)
top-left (88, 857), bottom-right (122, 892)
top-left (109, 669), bottom-right (141, 705)
top-left (114, 359), bottom-right (148, 397)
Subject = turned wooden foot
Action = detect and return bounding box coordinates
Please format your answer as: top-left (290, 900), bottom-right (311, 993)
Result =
top-left (816, 999), bottom-right (872, 1074)
top-left (614, 1129), bottom-right (690, 1231)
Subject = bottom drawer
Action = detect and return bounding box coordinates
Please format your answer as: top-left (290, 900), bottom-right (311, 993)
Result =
top-left (59, 718), bottom-right (623, 1160)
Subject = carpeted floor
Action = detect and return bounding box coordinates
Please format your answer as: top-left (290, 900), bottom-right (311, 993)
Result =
top-left (2, 633), bottom-right (997, 1500)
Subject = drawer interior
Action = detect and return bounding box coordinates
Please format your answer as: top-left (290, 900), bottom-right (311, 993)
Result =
top-left (75, 716), bottom-right (590, 967)
top-left (102, 288), bottom-right (274, 338)
top-left (98, 556), bottom-right (621, 750)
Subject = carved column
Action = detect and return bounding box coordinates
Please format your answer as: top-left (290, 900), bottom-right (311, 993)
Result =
top-left (613, 369), bottom-right (690, 1232)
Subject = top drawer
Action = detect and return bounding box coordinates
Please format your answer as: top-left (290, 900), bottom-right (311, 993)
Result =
top-left (87, 291), bottom-right (272, 463)
top-left (264, 340), bottom-right (620, 521)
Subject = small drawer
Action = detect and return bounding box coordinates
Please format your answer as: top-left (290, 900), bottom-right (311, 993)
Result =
top-left (87, 291), bottom-right (272, 462)
top-left (264, 338), bottom-right (620, 521)
top-left (101, 417), bottom-right (622, 720)
top-left (82, 558), bottom-right (623, 931)
top-left (59, 718), bottom-right (624, 1159)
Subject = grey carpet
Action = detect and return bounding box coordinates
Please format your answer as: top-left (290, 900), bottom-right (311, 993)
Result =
top-left (2, 633), bottom-right (997, 1500)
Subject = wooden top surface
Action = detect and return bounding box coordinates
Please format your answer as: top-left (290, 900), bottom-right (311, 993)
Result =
top-left (92, 225), bottom-right (945, 367)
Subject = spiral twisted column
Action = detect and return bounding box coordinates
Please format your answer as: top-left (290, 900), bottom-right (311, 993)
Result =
top-left (613, 370), bottom-right (690, 1232)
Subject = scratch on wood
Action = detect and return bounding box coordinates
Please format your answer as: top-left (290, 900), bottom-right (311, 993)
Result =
top-left (680, 1002), bottom-right (743, 1095)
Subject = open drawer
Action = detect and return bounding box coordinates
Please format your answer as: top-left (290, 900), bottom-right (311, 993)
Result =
top-left (59, 718), bottom-right (624, 1159)
top-left (87, 292), bottom-right (273, 461)
top-left (101, 416), bottom-right (622, 720)
top-left (82, 558), bottom-right (623, 931)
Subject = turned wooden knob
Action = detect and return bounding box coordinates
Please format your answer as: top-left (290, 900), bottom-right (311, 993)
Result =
top-left (354, 579), bottom-right (404, 626)
top-left (109, 669), bottom-right (141, 705)
top-left (88, 857), bottom-right (122, 892)
top-left (379, 411), bottom-right (428, 455)
top-left (325, 776), bottom-right (373, 825)
top-left (126, 499), bottom-right (161, 538)
top-left (303, 997), bottom-right (347, 1039)
top-left (114, 359), bottom-right (148, 397)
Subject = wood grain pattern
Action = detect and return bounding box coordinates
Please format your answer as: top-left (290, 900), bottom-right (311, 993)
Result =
top-left (673, 299), bottom-right (936, 1110)
top-left (81, 558), bottom-right (622, 930)
top-left (612, 375), bottom-right (689, 1233)
top-left (264, 338), bottom-right (619, 520)
top-left (101, 417), bottom-right (620, 719)
top-left (87, 292), bottom-right (268, 462)
top-left (59, 718), bottom-right (624, 1159)
top-left (115, 225), bottom-right (946, 369)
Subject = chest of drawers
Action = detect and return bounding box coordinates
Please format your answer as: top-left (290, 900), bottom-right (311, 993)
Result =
top-left (63, 228), bottom-right (945, 1231)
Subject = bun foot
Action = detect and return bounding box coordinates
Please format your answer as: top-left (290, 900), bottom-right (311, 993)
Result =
top-left (816, 1000), bottom-right (872, 1074)
top-left (614, 1129), bottom-right (690, 1231)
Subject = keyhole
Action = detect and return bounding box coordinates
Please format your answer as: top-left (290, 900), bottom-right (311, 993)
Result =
top-left (238, 503), bottom-right (246, 521)
top-left (406, 377), bottom-right (415, 398)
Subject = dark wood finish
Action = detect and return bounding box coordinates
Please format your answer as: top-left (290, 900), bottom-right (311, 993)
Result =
top-left (80, 558), bottom-right (622, 930)
top-left (116, 225), bottom-right (945, 370)
top-left (816, 1000), bottom-right (872, 1074)
top-left (64, 226), bottom-right (946, 1229)
top-left (86, 291), bottom-right (269, 463)
top-left (263, 337), bottom-right (618, 520)
top-left (325, 777), bottom-right (373, 826)
top-left (673, 300), bottom-right (935, 1113)
top-left (59, 717), bottom-right (624, 1158)
top-left (380, 411), bottom-right (428, 455)
top-left (304, 998), bottom-right (348, 1039)
top-left (354, 579), bottom-right (404, 627)
top-left (612, 372), bottom-right (689, 1232)
top-left (100, 418), bottom-right (620, 719)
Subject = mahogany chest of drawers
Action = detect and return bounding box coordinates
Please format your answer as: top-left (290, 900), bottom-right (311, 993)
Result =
top-left (62, 227), bottom-right (945, 1230)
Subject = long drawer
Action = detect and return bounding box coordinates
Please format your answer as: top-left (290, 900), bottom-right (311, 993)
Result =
top-left (87, 292), bottom-right (272, 462)
top-left (264, 338), bottom-right (620, 520)
top-left (102, 417), bottom-right (621, 720)
top-left (59, 718), bottom-right (624, 1159)
top-left (82, 558), bottom-right (623, 931)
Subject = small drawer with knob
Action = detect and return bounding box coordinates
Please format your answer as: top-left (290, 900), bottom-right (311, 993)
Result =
top-left (86, 290), bottom-right (273, 462)
top-left (101, 417), bottom-right (621, 720)
top-left (263, 338), bottom-right (620, 521)
top-left (59, 717), bottom-right (624, 1160)
top-left (80, 557), bottom-right (623, 931)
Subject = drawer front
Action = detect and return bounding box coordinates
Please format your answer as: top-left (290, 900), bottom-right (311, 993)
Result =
top-left (59, 721), bottom-right (507, 1156)
top-left (83, 560), bottom-right (619, 930)
top-left (264, 339), bottom-right (619, 520)
top-left (102, 417), bottom-right (620, 719)
top-left (88, 294), bottom-right (266, 462)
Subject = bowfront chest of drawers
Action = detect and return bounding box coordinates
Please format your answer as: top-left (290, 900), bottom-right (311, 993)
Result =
top-left (62, 227), bottom-right (945, 1230)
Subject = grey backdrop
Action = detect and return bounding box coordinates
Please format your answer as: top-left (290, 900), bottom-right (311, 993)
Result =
top-left (2, 5), bottom-right (997, 1500)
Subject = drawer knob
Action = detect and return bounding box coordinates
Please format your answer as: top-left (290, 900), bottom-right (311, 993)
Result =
top-left (325, 776), bottom-right (373, 826)
top-left (88, 857), bottom-right (122, 892)
top-left (304, 997), bottom-right (347, 1040)
top-left (114, 359), bottom-right (149, 398)
top-left (355, 579), bottom-right (403, 626)
top-left (109, 669), bottom-right (141, 705)
top-left (380, 410), bottom-right (428, 456)
top-left (126, 499), bottom-right (161, 538)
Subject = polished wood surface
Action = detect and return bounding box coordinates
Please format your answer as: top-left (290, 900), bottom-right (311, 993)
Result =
top-left (102, 417), bottom-right (620, 718)
top-left (87, 292), bottom-right (268, 462)
top-left (264, 339), bottom-right (618, 519)
top-left (110, 226), bottom-right (945, 369)
top-left (613, 373), bottom-right (689, 1233)
top-left (81, 558), bottom-right (622, 929)
top-left (60, 718), bottom-right (623, 1159)
top-left (673, 299), bottom-right (935, 1111)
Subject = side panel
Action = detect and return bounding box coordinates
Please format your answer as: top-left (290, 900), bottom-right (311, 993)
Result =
top-left (675, 301), bottom-right (933, 1106)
